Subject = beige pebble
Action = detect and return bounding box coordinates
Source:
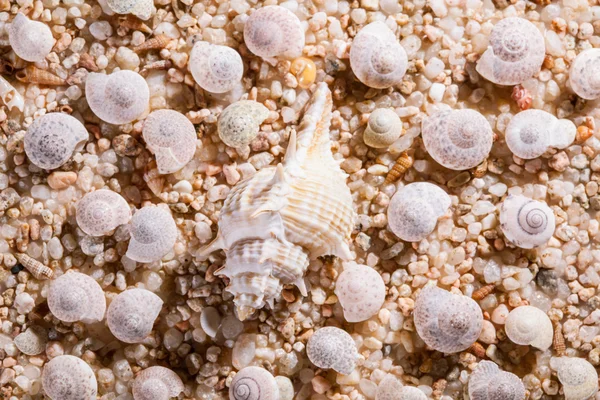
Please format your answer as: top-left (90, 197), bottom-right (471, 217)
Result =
top-left (47, 171), bottom-right (78, 190)
top-left (311, 375), bottom-right (332, 394)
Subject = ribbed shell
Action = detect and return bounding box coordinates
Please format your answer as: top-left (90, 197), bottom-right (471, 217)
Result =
top-left (569, 48), bottom-right (600, 100)
top-left (230, 366), bottom-right (279, 400)
top-left (190, 41), bottom-right (243, 93)
top-left (126, 206), bottom-right (177, 263)
top-left (364, 108), bottom-right (403, 148)
top-left (500, 195), bottom-right (555, 249)
top-left (76, 189), bottom-right (131, 236)
top-left (42, 355), bottom-right (97, 400)
top-left (107, 288), bottom-right (163, 343)
top-left (335, 261), bottom-right (386, 322)
top-left (14, 325), bottom-right (47, 356)
top-left (307, 326), bottom-right (358, 375)
top-left (468, 361), bottom-right (526, 400)
top-left (505, 305), bottom-right (553, 350)
top-left (553, 357), bottom-right (599, 400)
top-left (8, 13), bottom-right (54, 62)
top-left (218, 100), bottom-right (269, 149)
top-left (48, 272), bottom-right (106, 323)
top-left (132, 366), bottom-right (184, 400)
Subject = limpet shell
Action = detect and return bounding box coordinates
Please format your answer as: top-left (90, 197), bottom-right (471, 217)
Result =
top-left (217, 100), bottom-right (269, 148)
top-left (132, 366), bottom-right (184, 400)
top-left (505, 305), bottom-right (553, 350)
top-left (8, 13), bottom-right (54, 62)
top-left (306, 326), bottom-right (358, 374)
top-left (107, 288), bottom-right (163, 343)
top-left (200, 306), bottom-right (222, 338)
top-left (42, 355), bottom-right (98, 400)
top-left (190, 41), bottom-right (243, 93)
top-left (569, 48), bottom-right (600, 100)
top-left (14, 325), bottom-right (47, 356)
top-left (107, 0), bottom-right (153, 20)
top-left (334, 261), bottom-right (386, 322)
top-left (230, 366), bottom-right (279, 400)
top-left (552, 357), bottom-right (599, 400)
top-left (126, 206), bottom-right (177, 263)
top-left (376, 375), bottom-right (428, 400)
top-left (76, 189), bottom-right (132, 237)
top-left (468, 361), bottom-right (526, 400)
top-left (500, 195), bottom-right (555, 249)
top-left (48, 271), bottom-right (106, 323)
top-left (364, 108), bottom-right (403, 148)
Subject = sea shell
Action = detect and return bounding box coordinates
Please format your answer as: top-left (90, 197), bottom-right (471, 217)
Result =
top-left (422, 109), bottom-right (494, 170)
top-left (42, 355), bottom-right (98, 400)
top-left (126, 206), bottom-right (177, 263)
top-left (15, 253), bottom-right (53, 280)
top-left (24, 113), bottom-right (88, 170)
top-left (48, 271), bottom-right (106, 323)
top-left (275, 376), bottom-right (294, 400)
top-left (243, 5), bottom-right (305, 59)
top-left (132, 366), bottom-right (184, 400)
top-left (200, 306), bottom-right (222, 338)
top-left (334, 261), bottom-right (386, 322)
top-left (363, 108), bottom-right (403, 148)
top-left (76, 189), bottom-right (132, 236)
top-left (349, 21), bottom-right (408, 89)
top-left (413, 286), bottom-right (483, 353)
top-left (468, 361), bottom-right (526, 400)
top-left (499, 195), bottom-right (555, 249)
top-left (106, 288), bottom-right (163, 343)
top-left (86, 70), bottom-right (149, 125)
top-left (8, 14), bottom-right (54, 62)
top-left (0, 76), bottom-right (24, 111)
top-left (230, 366), bottom-right (279, 400)
top-left (387, 182), bottom-right (451, 242)
top-left (142, 109), bottom-right (197, 174)
top-left (133, 34), bottom-right (170, 53)
top-left (505, 305), bottom-right (553, 350)
top-left (107, 0), bottom-right (153, 20)
top-left (384, 151), bottom-right (414, 185)
top-left (217, 100), bottom-right (269, 149)
top-left (190, 41), bottom-right (244, 93)
top-left (16, 65), bottom-right (65, 85)
top-left (475, 17), bottom-right (545, 86)
top-left (552, 357), bottom-right (599, 400)
top-left (505, 110), bottom-right (576, 159)
top-left (306, 326), bottom-right (358, 374)
top-left (569, 48), bottom-right (600, 100)
top-left (376, 376), bottom-right (428, 400)
top-left (14, 325), bottom-right (47, 356)
top-left (199, 83), bottom-right (355, 319)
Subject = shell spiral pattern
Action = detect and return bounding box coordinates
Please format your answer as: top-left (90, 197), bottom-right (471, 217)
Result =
top-left (48, 271), bottom-right (106, 323)
top-left (106, 288), bottom-right (163, 343)
top-left (553, 357), bottom-right (599, 400)
top-left (8, 13), bottom-right (54, 62)
top-left (132, 366), bottom-right (184, 400)
top-left (500, 195), bottom-right (555, 249)
top-left (306, 326), bottom-right (358, 374)
top-left (126, 206), bottom-right (178, 263)
top-left (468, 361), bottom-right (526, 400)
top-left (505, 305), bottom-right (553, 350)
top-left (190, 41), bottom-right (244, 93)
top-left (218, 100), bottom-right (270, 149)
top-left (229, 366), bottom-right (279, 400)
top-left (334, 261), bottom-right (386, 322)
top-left (569, 48), bottom-right (600, 100)
top-left (363, 108), bottom-right (403, 148)
top-left (42, 355), bottom-right (98, 400)
top-left (76, 189), bottom-right (131, 236)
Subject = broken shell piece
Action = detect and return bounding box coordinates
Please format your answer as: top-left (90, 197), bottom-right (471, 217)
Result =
top-left (107, 288), bottom-right (163, 343)
top-left (126, 206), bottom-right (177, 263)
top-left (500, 195), bottom-right (555, 249)
top-left (190, 41), bottom-right (244, 93)
top-left (569, 48), bottom-right (600, 100)
top-left (76, 190), bottom-right (132, 236)
top-left (200, 306), bottom-right (222, 338)
top-left (505, 305), bottom-right (553, 350)
top-left (307, 326), bottom-right (358, 375)
top-left (8, 13), bottom-right (54, 62)
top-left (364, 108), bottom-right (403, 148)
top-left (230, 366), bottom-right (279, 400)
top-left (376, 375), bottom-right (428, 400)
top-left (14, 325), bottom-right (47, 355)
top-left (0, 76), bottom-right (24, 111)
top-left (107, 0), bottom-right (153, 20)
top-left (48, 271), bottom-right (106, 323)
top-left (468, 361), bottom-right (526, 400)
top-left (552, 357), bottom-right (598, 400)
top-left (217, 100), bottom-right (269, 148)
top-left (42, 355), bottom-right (98, 400)
top-left (334, 261), bottom-right (386, 322)
top-left (132, 366), bottom-right (184, 400)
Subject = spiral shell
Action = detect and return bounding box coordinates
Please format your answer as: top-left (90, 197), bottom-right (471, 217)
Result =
top-left (499, 195), bottom-right (555, 249)
top-left (8, 13), bottom-right (54, 62)
top-left (126, 206), bottom-right (177, 263)
top-left (569, 48), bottom-right (600, 100)
top-left (552, 357), bottom-right (598, 400)
top-left (48, 271), bottom-right (106, 323)
top-left (24, 113), bottom-right (88, 170)
top-left (334, 261), bottom-right (386, 322)
top-left (229, 366), bottom-right (279, 400)
top-left (307, 326), bottom-right (358, 374)
top-left (107, 288), bottom-right (163, 343)
top-left (132, 366), bottom-right (184, 400)
top-left (476, 17), bottom-right (545, 86)
top-left (107, 0), bottom-right (153, 20)
top-left (468, 361), bottom-right (526, 400)
top-left (76, 190), bottom-right (131, 236)
top-left (217, 100), bottom-right (269, 149)
top-left (364, 108), bottom-right (403, 148)
top-left (414, 286), bottom-right (483, 353)
top-left (42, 355), bottom-right (98, 400)
top-left (422, 109), bottom-right (493, 170)
top-left (190, 41), bottom-right (243, 93)
top-left (275, 376), bottom-right (294, 400)
top-left (243, 5), bottom-right (305, 59)
top-left (14, 325), bottom-right (47, 356)
top-left (387, 182), bottom-right (451, 242)
top-left (86, 70), bottom-right (149, 125)
top-left (505, 305), bottom-right (553, 350)
top-left (376, 376), bottom-right (428, 400)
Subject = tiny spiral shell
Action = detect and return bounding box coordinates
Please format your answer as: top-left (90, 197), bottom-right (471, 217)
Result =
top-left (307, 326), bottom-right (358, 375)
top-left (376, 375), bottom-right (428, 400)
top-left (504, 305), bottom-right (553, 350)
top-left (217, 100), bottom-right (270, 148)
top-left (190, 41), bottom-right (244, 93)
top-left (107, 288), bottom-right (163, 343)
top-left (132, 366), bottom-right (184, 400)
top-left (76, 189), bottom-right (131, 236)
top-left (364, 108), bottom-right (403, 148)
top-left (48, 271), bottom-right (106, 323)
top-left (334, 261), bottom-right (386, 322)
top-left (14, 325), bottom-right (47, 356)
top-left (468, 361), bottom-right (526, 400)
top-left (15, 253), bottom-right (53, 280)
top-left (499, 195), bottom-right (555, 249)
top-left (569, 48), bottom-right (600, 100)
top-left (42, 355), bottom-right (98, 400)
top-left (8, 13), bottom-right (54, 62)
top-left (126, 206), bottom-right (178, 263)
top-left (107, 0), bottom-right (154, 20)
top-left (229, 366), bottom-right (279, 400)
top-left (552, 357), bottom-right (599, 400)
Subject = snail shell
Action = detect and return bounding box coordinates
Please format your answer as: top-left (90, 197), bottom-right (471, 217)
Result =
top-left (364, 108), bottom-right (403, 148)
top-left (107, 0), bottom-right (153, 20)
top-left (8, 13), bottom-right (54, 62)
top-left (42, 355), bottom-right (98, 400)
top-left (132, 366), bottom-right (184, 400)
top-left (569, 48), bottom-right (600, 100)
top-left (76, 189), bottom-right (131, 236)
top-left (476, 17), bottom-right (545, 86)
top-left (275, 376), bottom-right (294, 400)
top-left (552, 357), bottom-right (599, 400)
top-left (107, 288), bottom-right (163, 343)
top-left (499, 195), bottom-right (555, 249)
top-left (190, 41), bottom-right (244, 93)
top-left (14, 325), bottom-right (47, 356)
top-left (48, 271), bottom-right (106, 323)
top-left (230, 366), bottom-right (279, 400)
top-left (306, 326), bottom-right (358, 375)
top-left (505, 305), bottom-right (553, 350)
top-left (126, 206), bottom-right (178, 263)
top-left (217, 100), bottom-right (269, 149)
top-left (376, 375), bottom-right (428, 400)
top-left (334, 261), bottom-right (386, 322)
top-left (468, 361), bottom-right (526, 400)
top-left (349, 21), bottom-right (408, 89)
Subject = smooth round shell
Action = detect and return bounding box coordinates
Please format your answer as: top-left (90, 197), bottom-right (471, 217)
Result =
top-left (48, 272), bottom-right (106, 323)
top-left (190, 41), bottom-right (243, 93)
top-left (229, 366), bottom-right (279, 400)
top-left (76, 189), bottom-right (131, 236)
top-left (468, 361), bottom-right (526, 400)
top-left (275, 376), bottom-right (294, 400)
top-left (14, 325), bottom-right (47, 356)
top-left (306, 326), bottom-right (358, 374)
top-left (8, 13), bottom-right (54, 62)
top-left (126, 206), bottom-right (177, 263)
top-left (106, 0), bottom-right (153, 19)
top-left (106, 288), bottom-right (163, 343)
top-left (553, 357), bottom-right (599, 400)
top-left (132, 366), bottom-right (184, 400)
top-left (376, 376), bottom-right (428, 400)
top-left (217, 100), bottom-right (269, 148)
top-left (569, 48), bottom-right (600, 100)
top-left (500, 195), bottom-right (555, 249)
top-left (334, 261), bottom-right (386, 322)
top-left (42, 355), bottom-right (98, 400)
top-left (364, 108), bottom-right (403, 148)
top-left (505, 305), bottom-right (553, 350)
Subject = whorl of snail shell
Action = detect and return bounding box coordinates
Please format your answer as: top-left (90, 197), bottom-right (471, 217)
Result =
top-left (190, 41), bottom-right (243, 93)
top-left (334, 261), bottom-right (386, 322)
top-left (504, 305), bottom-right (553, 350)
top-left (48, 271), bottom-right (106, 323)
top-left (468, 361), bottom-right (526, 400)
top-left (422, 109), bottom-right (493, 170)
top-left (107, 288), bottom-right (163, 343)
top-left (42, 355), bottom-right (98, 400)
top-left (569, 49), bottom-right (600, 100)
top-left (243, 5), bottom-right (305, 59)
top-left (476, 17), bottom-right (545, 86)
top-left (349, 21), bottom-right (408, 89)
top-left (217, 100), bottom-right (270, 148)
top-left (24, 113), bottom-right (88, 170)
top-left (306, 326), bottom-right (358, 375)
top-left (76, 190), bottom-right (131, 236)
top-left (132, 366), bottom-right (184, 400)
top-left (414, 286), bottom-right (483, 353)
top-left (14, 325), bottom-right (47, 356)
top-left (387, 182), bottom-right (451, 242)
top-left (229, 366), bottom-right (279, 400)
top-left (553, 357), bottom-right (599, 400)
top-left (142, 109), bottom-right (197, 174)
top-left (499, 195), bottom-right (555, 249)
top-left (107, 0), bottom-right (153, 20)
top-left (86, 70), bottom-right (149, 125)
top-left (376, 376), bottom-right (428, 400)
top-left (126, 206), bottom-right (177, 263)
top-left (8, 13), bottom-right (54, 62)
top-left (364, 108), bottom-right (403, 148)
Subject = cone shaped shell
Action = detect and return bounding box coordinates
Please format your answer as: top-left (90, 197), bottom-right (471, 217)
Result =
top-left (468, 361), bottom-right (526, 400)
top-left (554, 357), bottom-right (599, 400)
top-left (569, 48), bottom-right (600, 100)
top-left (229, 366), bottom-right (279, 400)
top-left (132, 366), bottom-right (184, 400)
top-left (307, 326), bottom-right (358, 374)
top-left (505, 305), bottom-right (553, 350)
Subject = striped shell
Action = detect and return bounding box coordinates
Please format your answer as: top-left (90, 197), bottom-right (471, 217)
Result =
top-left (335, 261), bottom-right (385, 322)
top-left (126, 206), bottom-right (177, 263)
top-left (553, 357), bottom-right (598, 400)
top-left (132, 366), bottom-right (184, 400)
top-left (15, 253), bottom-right (53, 280)
top-left (230, 366), bottom-right (279, 400)
top-left (107, 288), bottom-right (163, 343)
top-left (218, 100), bottom-right (269, 149)
top-left (48, 271), bottom-right (106, 323)
top-left (468, 361), bottom-right (526, 400)
top-left (8, 13), bottom-right (54, 62)
top-left (500, 195), bottom-right (555, 249)
top-left (107, 0), bottom-right (153, 20)
top-left (76, 190), bottom-right (131, 236)
top-left (42, 355), bottom-right (98, 400)
top-left (376, 376), bottom-right (428, 400)
top-left (364, 108), bottom-right (403, 148)
top-left (569, 48), bottom-right (600, 100)
top-left (190, 41), bottom-right (243, 93)
top-left (505, 305), bottom-right (553, 350)
top-left (306, 326), bottom-right (358, 375)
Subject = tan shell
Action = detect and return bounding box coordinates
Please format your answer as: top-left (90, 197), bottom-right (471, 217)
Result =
top-left (218, 100), bottom-right (269, 149)
top-left (499, 195), bottom-right (555, 249)
top-left (76, 189), bottom-right (131, 236)
top-left (468, 361), bottom-right (526, 400)
top-left (190, 41), bottom-right (243, 93)
top-left (505, 305), bottom-right (553, 350)
top-left (107, 288), bottom-right (163, 343)
top-left (42, 355), bottom-right (98, 400)
top-left (126, 206), bottom-right (178, 263)
top-left (8, 13), bottom-right (54, 62)
top-left (16, 65), bottom-right (65, 85)
top-left (48, 271), bottom-right (106, 323)
top-left (569, 48), bottom-right (600, 100)
top-left (364, 108), bottom-right (403, 148)
top-left (14, 325), bottom-right (47, 355)
top-left (306, 326), bottom-right (358, 374)
top-left (552, 357), bottom-right (599, 400)
top-left (334, 261), bottom-right (386, 322)
top-left (230, 366), bottom-right (279, 400)
top-left (132, 366), bottom-right (184, 400)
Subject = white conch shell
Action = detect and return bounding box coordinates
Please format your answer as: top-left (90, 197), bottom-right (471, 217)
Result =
top-left (306, 326), bottom-right (358, 375)
top-left (126, 206), bottom-right (177, 263)
top-left (505, 305), bottom-right (553, 350)
top-left (349, 21), bottom-right (408, 89)
top-left (218, 100), bottom-right (269, 149)
top-left (0, 76), bottom-right (24, 111)
top-left (24, 113), bottom-right (88, 170)
top-left (569, 49), bottom-right (600, 100)
top-left (76, 189), bottom-right (131, 236)
top-left (42, 355), bottom-right (98, 400)
top-left (500, 195), bottom-right (555, 249)
top-left (107, 0), bottom-right (154, 20)
top-left (199, 83), bottom-right (355, 320)
top-left (335, 261), bottom-right (386, 322)
top-left (376, 375), bottom-right (428, 400)
top-left (190, 41), bottom-right (243, 93)
top-left (8, 13), bottom-right (54, 62)
top-left (230, 366), bottom-right (279, 400)
top-left (422, 109), bottom-right (493, 170)
top-left (143, 109), bottom-right (197, 174)
top-left (14, 325), bottom-right (47, 356)
top-left (132, 366), bottom-right (184, 400)
top-left (468, 361), bottom-right (526, 400)
top-left (364, 108), bottom-right (403, 148)
top-left (476, 17), bottom-right (545, 86)
top-left (107, 288), bottom-right (163, 343)
top-left (552, 357), bottom-right (598, 400)
top-left (48, 271), bottom-right (106, 323)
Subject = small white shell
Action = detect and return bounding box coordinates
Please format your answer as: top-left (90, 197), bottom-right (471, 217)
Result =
top-left (48, 271), bottom-right (106, 323)
top-left (86, 70), bottom-right (149, 125)
top-left (306, 326), bottom-right (358, 374)
top-left (364, 108), bottom-right (403, 148)
top-left (200, 306), bottom-right (222, 338)
top-left (243, 5), bottom-right (305, 59)
top-left (217, 100), bottom-right (270, 148)
top-left (476, 17), bottom-right (545, 86)
top-left (468, 361), bottom-right (526, 400)
top-left (350, 21), bottom-right (408, 89)
top-left (334, 261), bottom-right (386, 322)
top-left (132, 366), bottom-right (184, 400)
top-left (126, 206), bottom-right (177, 263)
top-left (42, 355), bottom-right (98, 400)
top-left (190, 41), bottom-right (243, 93)
top-left (275, 376), bottom-right (294, 400)
top-left (376, 376), bottom-right (428, 400)
top-left (569, 48), bottom-right (600, 100)
top-left (76, 189), bottom-right (131, 236)
top-left (422, 109), bottom-right (494, 170)
top-left (8, 13), bottom-right (54, 62)
top-left (107, 288), bottom-right (163, 343)
top-left (143, 109), bottom-right (197, 174)
top-left (500, 195), bottom-right (555, 249)
top-left (230, 366), bottom-right (279, 400)
top-left (552, 357), bottom-right (599, 400)
top-left (14, 325), bottom-right (47, 356)
top-left (106, 0), bottom-right (153, 20)
top-left (24, 113), bottom-right (88, 170)
top-left (505, 305), bottom-right (553, 350)
top-left (387, 182), bottom-right (451, 242)
top-left (414, 286), bottom-right (483, 353)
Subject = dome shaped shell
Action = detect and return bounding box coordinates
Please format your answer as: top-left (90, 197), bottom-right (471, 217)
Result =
top-left (230, 366), bottom-right (279, 400)
top-left (126, 206), bottom-right (177, 263)
top-left (76, 189), bottom-right (131, 236)
top-left (350, 21), bottom-right (408, 89)
top-left (376, 376), bottom-right (428, 400)
top-left (190, 41), bottom-right (243, 93)
top-left (42, 355), bottom-right (98, 400)
top-left (414, 286), bottom-right (483, 353)
top-left (86, 70), bottom-right (149, 125)
top-left (476, 17), bottom-right (545, 86)
top-left (132, 366), bottom-right (184, 400)
top-left (106, 0), bottom-right (153, 20)
top-left (107, 288), bottom-right (163, 343)
top-left (422, 109), bottom-right (494, 170)
top-left (24, 113), bottom-right (88, 170)
top-left (468, 361), bottom-right (526, 400)
top-left (48, 272), bottom-right (106, 323)
top-left (306, 326), bottom-right (358, 375)
top-left (500, 195), bottom-right (555, 249)
top-left (8, 13), bottom-right (54, 62)
top-left (569, 48), bottom-right (600, 100)
top-left (14, 325), bottom-right (47, 356)
top-left (217, 100), bottom-right (270, 148)
top-left (387, 182), bottom-right (451, 242)
top-left (143, 109), bottom-right (197, 174)
top-left (364, 108), bottom-right (403, 148)
top-left (505, 305), bottom-right (553, 350)
top-left (553, 357), bottom-right (599, 400)
top-left (334, 261), bottom-right (386, 322)
top-left (243, 5), bottom-right (305, 59)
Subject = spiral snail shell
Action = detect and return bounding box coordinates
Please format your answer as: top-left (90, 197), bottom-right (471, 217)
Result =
top-left (190, 41), bottom-right (244, 93)
top-left (363, 108), bottom-right (403, 148)
top-left (499, 195), bottom-right (555, 249)
top-left (229, 366), bottom-right (279, 400)
top-left (569, 49), bottom-right (600, 100)
top-left (306, 326), bottom-right (358, 374)
top-left (48, 271), bottom-right (106, 323)
top-left (334, 261), bottom-right (386, 322)
top-left (8, 13), bottom-right (54, 62)
top-left (76, 189), bottom-right (132, 237)
top-left (552, 357), bottom-right (598, 400)
top-left (126, 206), bottom-right (178, 263)
top-left (106, 288), bottom-right (163, 343)
top-left (14, 325), bottom-right (47, 356)
top-left (376, 375), bottom-right (428, 400)
top-left (468, 361), bottom-right (526, 400)
top-left (504, 305), bottom-right (553, 350)
top-left (217, 100), bottom-right (270, 149)
top-left (42, 355), bottom-right (98, 400)
top-left (132, 366), bottom-right (184, 400)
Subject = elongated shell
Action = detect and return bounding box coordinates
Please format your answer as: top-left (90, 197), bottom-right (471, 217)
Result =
top-left (126, 206), bottom-right (177, 263)
top-left (76, 190), bottom-right (131, 236)
top-left (476, 17), bottom-right (545, 86)
top-left (307, 326), bottom-right (358, 374)
top-left (8, 14), bottom-right (54, 62)
top-left (14, 325), bottom-right (47, 356)
top-left (364, 108), bottom-right (403, 148)
top-left (190, 41), bottom-right (243, 93)
top-left (132, 366), bottom-right (184, 400)
top-left (376, 376), bottom-right (428, 400)
top-left (230, 366), bottom-right (279, 400)
top-left (48, 272), bottom-right (106, 323)
top-left (505, 305), bottom-right (553, 350)
top-left (218, 100), bottom-right (270, 148)
top-left (42, 355), bottom-right (98, 400)
top-left (15, 253), bottom-right (53, 280)
top-left (569, 49), bottom-right (600, 100)
top-left (107, 288), bottom-right (163, 343)
top-left (468, 361), bottom-right (526, 400)
top-left (335, 261), bottom-right (386, 322)
top-left (107, 0), bottom-right (153, 20)
top-left (552, 357), bottom-right (599, 400)
top-left (16, 65), bottom-right (65, 85)
top-left (350, 21), bottom-right (408, 89)
top-left (500, 195), bottom-right (555, 249)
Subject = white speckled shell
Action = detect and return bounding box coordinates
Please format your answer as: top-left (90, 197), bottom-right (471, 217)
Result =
top-left (335, 261), bottom-right (385, 322)
top-left (500, 195), bottom-right (555, 249)
top-left (8, 13), bottom-right (54, 62)
top-left (76, 189), bottom-right (131, 236)
top-left (243, 5), bottom-right (304, 59)
top-left (476, 17), bottom-right (545, 86)
top-left (553, 357), bottom-right (599, 400)
top-left (505, 305), bottom-right (553, 350)
top-left (132, 366), bottom-right (184, 400)
top-left (190, 41), bottom-right (243, 93)
top-left (48, 272), bottom-right (106, 323)
top-left (569, 48), bottom-right (600, 100)
top-left (376, 376), bottom-right (428, 400)
top-left (468, 361), bottom-right (526, 400)
top-left (42, 355), bottom-right (98, 400)
top-left (126, 206), bottom-right (177, 263)
top-left (230, 366), bottom-right (279, 400)
top-left (14, 325), bottom-right (47, 356)
top-left (107, 288), bottom-right (163, 343)
top-left (275, 376), bottom-right (294, 400)
top-left (350, 21), bottom-right (408, 89)
top-left (307, 326), bottom-right (358, 374)
top-left (364, 108), bottom-right (403, 148)
top-left (106, 0), bottom-right (153, 19)
top-left (218, 100), bottom-right (269, 148)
